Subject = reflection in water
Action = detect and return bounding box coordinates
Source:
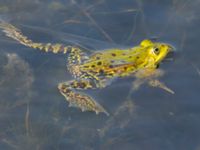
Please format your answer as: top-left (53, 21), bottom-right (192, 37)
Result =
top-left (98, 100), bottom-right (136, 137)
top-left (0, 0), bottom-right (200, 150)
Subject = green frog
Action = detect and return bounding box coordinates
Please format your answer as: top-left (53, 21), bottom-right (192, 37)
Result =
top-left (0, 21), bottom-right (174, 116)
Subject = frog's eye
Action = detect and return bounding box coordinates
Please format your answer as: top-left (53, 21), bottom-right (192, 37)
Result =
top-left (153, 47), bottom-right (160, 55)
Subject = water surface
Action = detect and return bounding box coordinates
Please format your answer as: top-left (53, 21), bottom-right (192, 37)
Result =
top-left (0, 0), bottom-right (200, 150)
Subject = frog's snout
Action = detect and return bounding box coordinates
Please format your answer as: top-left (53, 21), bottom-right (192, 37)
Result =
top-left (166, 44), bottom-right (176, 60)
top-left (167, 44), bottom-right (175, 53)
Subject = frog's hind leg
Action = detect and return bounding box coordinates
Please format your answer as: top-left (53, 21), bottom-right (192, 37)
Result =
top-left (58, 79), bottom-right (109, 116)
top-left (67, 46), bottom-right (88, 65)
top-left (0, 21), bottom-right (87, 58)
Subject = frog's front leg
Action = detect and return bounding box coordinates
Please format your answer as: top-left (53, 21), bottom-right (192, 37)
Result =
top-left (131, 69), bottom-right (174, 94)
top-left (58, 80), bottom-right (109, 116)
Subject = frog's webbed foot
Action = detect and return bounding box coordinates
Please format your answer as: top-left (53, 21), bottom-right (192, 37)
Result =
top-left (130, 69), bottom-right (174, 95)
top-left (148, 79), bottom-right (174, 94)
top-left (58, 80), bottom-right (109, 116)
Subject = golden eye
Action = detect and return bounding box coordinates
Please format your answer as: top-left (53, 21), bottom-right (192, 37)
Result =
top-left (153, 47), bottom-right (160, 55)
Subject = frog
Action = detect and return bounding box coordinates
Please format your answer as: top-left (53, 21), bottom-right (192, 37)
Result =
top-left (0, 21), bottom-right (174, 116)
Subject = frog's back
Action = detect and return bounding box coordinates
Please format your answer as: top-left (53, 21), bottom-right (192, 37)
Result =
top-left (79, 47), bottom-right (145, 78)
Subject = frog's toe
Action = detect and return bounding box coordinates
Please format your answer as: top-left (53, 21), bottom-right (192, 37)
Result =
top-left (95, 107), bottom-right (109, 116)
top-left (148, 79), bottom-right (175, 94)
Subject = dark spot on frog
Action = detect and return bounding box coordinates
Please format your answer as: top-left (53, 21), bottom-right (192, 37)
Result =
top-left (108, 73), bottom-right (113, 76)
top-left (99, 69), bottom-right (105, 76)
top-left (77, 82), bottom-right (86, 88)
top-left (89, 70), bottom-right (97, 74)
top-left (91, 65), bottom-right (95, 68)
top-left (113, 69), bottom-right (118, 73)
top-left (110, 60), bottom-right (115, 63)
top-left (143, 64), bottom-right (147, 67)
top-left (99, 69), bottom-right (104, 73)
top-left (83, 65), bottom-right (89, 68)
top-left (124, 67), bottom-right (127, 70)
top-left (96, 57), bottom-right (100, 60)
top-left (120, 60), bottom-right (126, 63)
top-left (97, 61), bottom-right (102, 65)
top-left (109, 65), bottom-right (114, 68)
top-left (62, 88), bottom-right (70, 93)
top-left (111, 53), bottom-right (116, 57)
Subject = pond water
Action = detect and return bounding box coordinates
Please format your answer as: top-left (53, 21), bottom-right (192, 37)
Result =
top-left (0, 0), bottom-right (200, 150)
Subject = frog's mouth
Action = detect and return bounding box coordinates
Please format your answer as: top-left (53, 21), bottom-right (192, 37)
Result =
top-left (165, 52), bottom-right (175, 61)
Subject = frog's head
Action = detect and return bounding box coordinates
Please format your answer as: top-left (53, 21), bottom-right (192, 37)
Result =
top-left (140, 39), bottom-right (174, 67)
